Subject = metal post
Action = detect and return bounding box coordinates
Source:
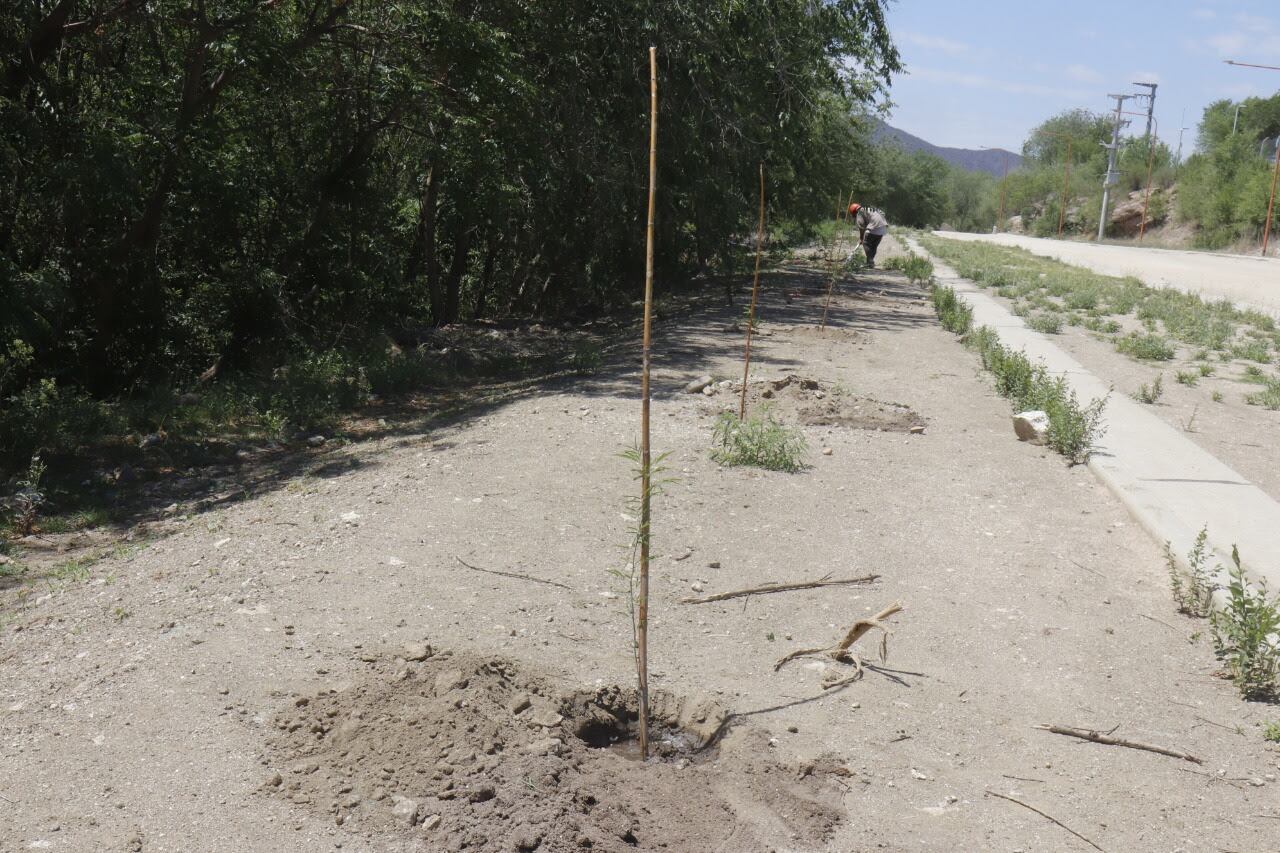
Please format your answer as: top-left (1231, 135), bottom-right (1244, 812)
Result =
top-left (1233, 104), bottom-right (1242, 135)
top-left (1098, 94), bottom-right (1131, 241)
top-left (1263, 146), bottom-right (1280, 257)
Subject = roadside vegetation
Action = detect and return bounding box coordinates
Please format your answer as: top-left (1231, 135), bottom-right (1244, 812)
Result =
top-left (919, 236), bottom-right (1279, 371)
top-left (929, 285), bottom-right (1107, 464)
top-left (1167, 529), bottom-right (1280, 701)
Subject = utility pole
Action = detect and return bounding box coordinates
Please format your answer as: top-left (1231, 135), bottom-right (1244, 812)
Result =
top-left (1134, 82), bottom-right (1157, 141)
top-left (1098, 93), bottom-right (1132, 241)
top-left (1176, 108), bottom-right (1187, 166)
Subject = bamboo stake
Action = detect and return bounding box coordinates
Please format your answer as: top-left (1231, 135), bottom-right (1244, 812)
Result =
top-left (738, 162), bottom-right (766, 421)
top-left (820, 190), bottom-right (855, 331)
top-left (636, 45), bottom-right (658, 761)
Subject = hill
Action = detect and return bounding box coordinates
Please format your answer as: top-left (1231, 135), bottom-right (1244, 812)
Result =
top-left (871, 119), bottom-right (1023, 176)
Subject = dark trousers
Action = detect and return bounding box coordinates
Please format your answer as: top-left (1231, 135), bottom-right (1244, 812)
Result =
top-left (862, 232), bottom-right (884, 266)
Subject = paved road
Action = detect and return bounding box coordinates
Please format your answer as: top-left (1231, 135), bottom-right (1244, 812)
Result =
top-left (934, 231), bottom-right (1280, 318)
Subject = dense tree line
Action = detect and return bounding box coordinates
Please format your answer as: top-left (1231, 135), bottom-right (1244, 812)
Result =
top-left (1, 1), bottom-right (898, 463)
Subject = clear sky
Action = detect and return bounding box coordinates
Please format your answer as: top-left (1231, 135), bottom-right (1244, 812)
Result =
top-left (882, 0), bottom-right (1280, 155)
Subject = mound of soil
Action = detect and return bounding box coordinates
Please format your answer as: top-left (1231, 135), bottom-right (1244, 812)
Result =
top-left (708, 375), bottom-right (926, 433)
top-left (266, 650), bottom-right (847, 852)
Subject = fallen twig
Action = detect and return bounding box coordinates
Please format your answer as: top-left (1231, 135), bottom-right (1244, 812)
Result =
top-left (775, 601), bottom-right (903, 677)
top-left (1066, 558), bottom-right (1103, 578)
top-left (1140, 613), bottom-right (1181, 632)
top-left (1001, 774), bottom-right (1047, 784)
top-left (985, 790), bottom-right (1105, 852)
top-left (681, 574), bottom-right (879, 604)
top-left (454, 556), bottom-right (573, 591)
top-left (1035, 724), bottom-right (1203, 764)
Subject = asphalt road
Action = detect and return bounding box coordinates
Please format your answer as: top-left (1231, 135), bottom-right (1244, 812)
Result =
top-left (933, 231), bottom-right (1280, 318)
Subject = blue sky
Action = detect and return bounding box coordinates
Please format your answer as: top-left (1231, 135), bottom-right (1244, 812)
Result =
top-left (882, 1), bottom-right (1280, 154)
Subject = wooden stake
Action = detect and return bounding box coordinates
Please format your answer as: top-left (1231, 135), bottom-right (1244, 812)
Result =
top-left (738, 162), bottom-right (766, 421)
top-left (636, 45), bottom-right (658, 761)
top-left (680, 574), bottom-right (880, 604)
top-left (820, 190), bottom-right (855, 331)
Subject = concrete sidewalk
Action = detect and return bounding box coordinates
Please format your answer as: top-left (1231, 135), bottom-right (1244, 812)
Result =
top-left (934, 231), bottom-right (1280, 320)
top-left (910, 238), bottom-right (1280, 591)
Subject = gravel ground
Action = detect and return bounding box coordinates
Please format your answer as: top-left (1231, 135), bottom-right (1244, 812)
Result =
top-left (3, 238), bottom-right (1279, 853)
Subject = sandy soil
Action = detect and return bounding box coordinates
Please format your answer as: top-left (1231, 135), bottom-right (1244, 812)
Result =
top-left (3, 239), bottom-right (1279, 853)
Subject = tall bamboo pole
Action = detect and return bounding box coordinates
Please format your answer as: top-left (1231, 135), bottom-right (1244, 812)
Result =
top-left (738, 163), bottom-right (766, 420)
top-left (820, 190), bottom-right (855, 331)
top-left (636, 45), bottom-right (658, 761)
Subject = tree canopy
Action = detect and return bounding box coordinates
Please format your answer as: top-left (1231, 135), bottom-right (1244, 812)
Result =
top-left (1, 1), bottom-right (899, 463)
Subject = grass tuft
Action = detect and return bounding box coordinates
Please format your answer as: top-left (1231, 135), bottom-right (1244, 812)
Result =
top-left (712, 408), bottom-right (807, 473)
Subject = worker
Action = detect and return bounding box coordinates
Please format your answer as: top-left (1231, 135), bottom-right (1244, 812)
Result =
top-left (848, 203), bottom-right (889, 268)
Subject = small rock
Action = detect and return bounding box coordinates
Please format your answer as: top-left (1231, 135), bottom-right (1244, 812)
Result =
top-left (267, 772), bottom-right (283, 787)
top-left (307, 435), bottom-right (327, 448)
top-left (434, 669), bottom-right (468, 694)
top-left (702, 385), bottom-right (715, 396)
top-left (910, 768), bottom-right (930, 781)
top-left (421, 814), bottom-right (442, 832)
top-left (340, 511), bottom-right (362, 524)
top-left (671, 548), bottom-right (693, 562)
top-left (403, 642), bottom-right (432, 662)
top-left (684, 375), bottom-right (714, 394)
top-left (386, 556), bottom-right (405, 567)
top-left (691, 582), bottom-right (704, 593)
top-left (1012, 411), bottom-right (1050, 445)
top-left (391, 795), bottom-right (420, 826)
top-left (1250, 777), bottom-right (1267, 787)
top-left (909, 425), bottom-right (926, 435)
top-left (531, 709), bottom-right (564, 728)
top-left (821, 447), bottom-right (833, 456)
top-left (524, 737), bottom-right (563, 755)
top-left (787, 725), bottom-right (799, 733)
top-left (707, 561), bottom-right (721, 569)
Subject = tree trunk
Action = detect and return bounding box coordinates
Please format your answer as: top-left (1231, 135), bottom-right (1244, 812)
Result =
top-left (443, 217), bottom-right (474, 325)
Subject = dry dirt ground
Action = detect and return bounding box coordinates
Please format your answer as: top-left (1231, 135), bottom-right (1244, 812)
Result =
top-left (3, 237), bottom-right (1280, 853)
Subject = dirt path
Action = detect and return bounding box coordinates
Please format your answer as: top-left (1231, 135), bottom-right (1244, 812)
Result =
top-left (936, 231), bottom-right (1280, 319)
top-left (3, 240), bottom-right (1279, 852)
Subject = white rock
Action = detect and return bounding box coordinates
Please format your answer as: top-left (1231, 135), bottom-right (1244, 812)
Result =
top-left (1012, 411), bottom-right (1050, 445)
top-left (391, 795), bottom-right (420, 826)
top-left (684, 375), bottom-right (714, 394)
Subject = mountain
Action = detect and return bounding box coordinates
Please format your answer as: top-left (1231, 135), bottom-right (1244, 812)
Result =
top-left (870, 119), bottom-right (1023, 176)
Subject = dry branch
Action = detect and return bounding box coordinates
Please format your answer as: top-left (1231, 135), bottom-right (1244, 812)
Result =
top-left (985, 790), bottom-right (1105, 852)
top-left (775, 601), bottom-right (903, 677)
top-left (1034, 724), bottom-right (1203, 764)
top-left (680, 574), bottom-right (879, 604)
top-left (454, 557), bottom-right (572, 591)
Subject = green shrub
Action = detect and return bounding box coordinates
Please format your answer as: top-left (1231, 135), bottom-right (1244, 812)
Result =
top-left (1232, 339), bottom-right (1273, 364)
top-left (1167, 527), bottom-right (1214, 618)
top-left (957, 324), bottom-right (1107, 464)
top-left (1133, 374), bottom-right (1164, 404)
top-left (930, 285), bottom-right (973, 335)
top-left (1117, 333), bottom-right (1176, 361)
top-left (1027, 313), bottom-right (1064, 335)
top-left (1245, 379), bottom-right (1280, 410)
top-left (1264, 721), bottom-right (1280, 743)
top-left (712, 407), bottom-right (807, 473)
top-left (1212, 547), bottom-right (1280, 699)
top-left (1175, 370), bottom-right (1198, 387)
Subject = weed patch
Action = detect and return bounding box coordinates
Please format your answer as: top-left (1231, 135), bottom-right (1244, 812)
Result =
top-left (1133, 374), bottom-right (1164, 404)
top-left (1167, 527), bottom-right (1215, 618)
top-left (930, 285), bottom-right (973, 335)
top-left (711, 408), bottom-right (807, 473)
top-left (1245, 379), bottom-right (1280, 410)
top-left (1027, 313), bottom-right (1064, 335)
top-left (1117, 334), bottom-right (1176, 361)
